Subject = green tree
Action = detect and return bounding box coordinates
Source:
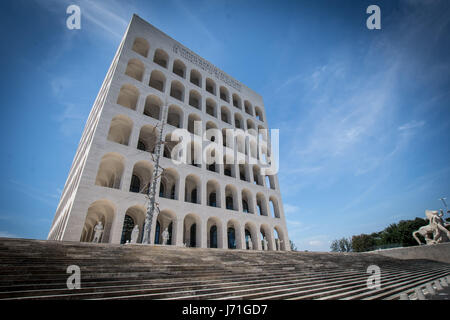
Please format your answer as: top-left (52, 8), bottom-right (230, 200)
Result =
top-left (378, 218), bottom-right (428, 248)
top-left (330, 237), bottom-right (352, 252)
top-left (352, 234), bottom-right (376, 252)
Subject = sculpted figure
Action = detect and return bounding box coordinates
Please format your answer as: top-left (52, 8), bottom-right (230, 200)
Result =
top-left (413, 210), bottom-right (450, 245)
top-left (92, 221), bottom-right (104, 243)
top-left (162, 228), bottom-right (170, 245)
top-left (248, 239), bottom-right (253, 250)
top-left (130, 225), bottom-right (139, 244)
top-left (262, 237), bottom-right (268, 251)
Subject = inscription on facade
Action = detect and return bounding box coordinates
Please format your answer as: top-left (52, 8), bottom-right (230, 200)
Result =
top-left (173, 44), bottom-right (242, 92)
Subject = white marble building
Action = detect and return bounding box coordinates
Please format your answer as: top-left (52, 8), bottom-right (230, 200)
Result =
top-left (48, 14), bottom-right (290, 251)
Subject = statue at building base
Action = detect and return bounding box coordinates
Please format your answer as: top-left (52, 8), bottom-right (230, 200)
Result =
top-left (412, 210), bottom-right (450, 245)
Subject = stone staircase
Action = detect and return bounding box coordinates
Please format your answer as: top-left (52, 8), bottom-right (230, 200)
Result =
top-left (0, 238), bottom-right (449, 300)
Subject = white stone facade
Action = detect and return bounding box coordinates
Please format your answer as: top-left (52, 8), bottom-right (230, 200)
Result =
top-left (48, 15), bottom-right (290, 251)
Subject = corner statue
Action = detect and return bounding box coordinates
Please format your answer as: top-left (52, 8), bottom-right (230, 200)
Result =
top-left (92, 221), bottom-right (104, 243)
top-left (162, 228), bottom-right (170, 245)
top-left (130, 225), bottom-right (139, 244)
top-left (413, 210), bottom-right (450, 245)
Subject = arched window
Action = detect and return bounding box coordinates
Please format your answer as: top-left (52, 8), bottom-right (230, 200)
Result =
top-left (227, 227), bottom-right (236, 249)
top-left (170, 81), bottom-right (185, 102)
top-left (95, 153), bottom-right (124, 189)
top-left (125, 59), bottom-right (144, 82)
top-left (210, 225), bottom-right (217, 248)
top-left (154, 221), bottom-right (161, 244)
top-left (107, 115), bottom-right (133, 146)
top-left (245, 229), bottom-right (252, 249)
top-left (117, 84), bottom-right (139, 110)
top-left (232, 94), bottom-right (242, 109)
top-left (153, 49), bottom-right (168, 68)
top-left (220, 86), bottom-right (229, 102)
top-left (209, 192), bottom-right (217, 207)
top-left (206, 78), bottom-right (216, 95)
top-left (242, 200), bottom-right (249, 213)
top-left (189, 90), bottom-right (201, 110)
top-left (172, 59), bottom-right (186, 78)
top-left (226, 196), bottom-right (233, 210)
top-left (206, 98), bottom-right (217, 118)
top-left (129, 175), bottom-right (141, 193)
top-left (132, 37), bottom-right (149, 57)
top-left (143, 95), bottom-right (162, 120)
top-left (190, 69), bottom-right (202, 87)
top-left (120, 215), bottom-right (135, 244)
top-left (149, 70), bottom-right (166, 92)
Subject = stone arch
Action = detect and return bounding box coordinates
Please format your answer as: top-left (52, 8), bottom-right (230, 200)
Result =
top-left (129, 161), bottom-right (153, 194)
top-left (188, 90), bottom-right (202, 110)
top-left (167, 104), bottom-right (183, 128)
top-left (159, 168), bottom-right (179, 200)
top-left (253, 165), bottom-right (263, 186)
top-left (125, 58), bottom-right (144, 82)
top-left (274, 226), bottom-right (287, 251)
top-left (170, 80), bottom-right (185, 102)
top-left (132, 37), bottom-right (149, 57)
top-left (206, 78), bottom-right (216, 95)
top-left (219, 86), bottom-right (229, 102)
top-left (221, 106), bottom-right (231, 124)
top-left (187, 141), bottom-right (202, 168)
top-left (188, 113), bottom-right (202, 135)
top-left (244, 221), bottom-right (258, 250)
top-left (206, 98), bottom-right (217, 118)
top-left (241, 188), bottom-right (254, 214)
top-left (80, 199), bottom-right (115, 243)
top-left (207, 217), bottom-right (222, 248)
top-left (234, 113), bottom-right (244, 129)
top-left (269, 196), bottom-right (281, 218)
top-left (153, 48), bottom-right (169, 68)
top-left (149, 70), bottom-right (166, 92)
top-left (117, 84), bottom-right (139, 110)
top-left (223, 154), bottom-right (235, 177)
top-left (227, 219), bottom-right (242, 249)
top-left (107, 115), bottom-right (132, 146)
top-left (137, 125), bottom-right (157, 153)
top-left (94, 153), bottom-right (125, 189)
top-left (255, 106), bottom-right (264, 122)
top-left (225, 184), bottom-right (238, 211)
top-left (244, 100), bottom-right (254, 116)
top-left (232, 93), bottom-right (242, 109)
top-left (256, 192), bottom-right (268, 216)
top-left (172, 59), bottom-right (186, 78)
top-left (120, 205), bottom-right (146, 244)
top-left (185, 174), bottom-right (201, 204)
top-left (155, 210), bottom-right (176, 245)
top-left (183, 213), bottom-right (201, 248)
top-left (190, 69), bottom-right (202, 87)
top-left (143, 94), bottom-right (162, 120)
top-left (260, 224), bottom-right (274, 251)
top-left (207, 180), bottom-right (221, 208)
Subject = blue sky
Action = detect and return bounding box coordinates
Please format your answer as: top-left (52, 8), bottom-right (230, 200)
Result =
top-left (0, 0), bottom-right (449, 251)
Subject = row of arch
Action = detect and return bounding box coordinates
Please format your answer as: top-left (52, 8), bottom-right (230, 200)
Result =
top-left (117, 83), bottom-right (265, 132)
top-left (80, 200), bottom-right (287, 250)
top-left (95, 154), bottom-right (281, 217)
top-left (129, 37), bottom-right (264, 121)
top-left (107, 113), bottom-right (272, 169)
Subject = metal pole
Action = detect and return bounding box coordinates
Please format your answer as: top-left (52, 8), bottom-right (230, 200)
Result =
top-left (141, 103), bottom-right (168, 244)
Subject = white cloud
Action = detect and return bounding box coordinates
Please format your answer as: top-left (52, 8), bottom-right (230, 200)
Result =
top-left (398, 120), bottom-right (425, 131)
